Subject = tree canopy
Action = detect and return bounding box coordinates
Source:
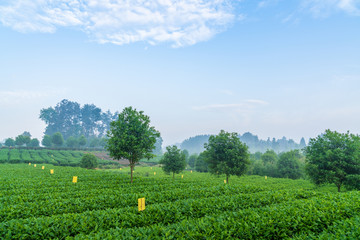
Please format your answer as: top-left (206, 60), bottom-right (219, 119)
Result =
top-left (203, 130), bottom-right (250, 183)
top-left (106, 106), bottom-right (160, 183)
top-left (305, 129), bottom-right (360, 192)
top-left (40, 99), bottom-right (118, 139)
top-left (160, 145), bottom-right (186, 178)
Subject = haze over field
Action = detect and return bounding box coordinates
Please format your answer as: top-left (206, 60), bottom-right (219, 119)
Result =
top-left (1, 0), bottom-right (360, 146)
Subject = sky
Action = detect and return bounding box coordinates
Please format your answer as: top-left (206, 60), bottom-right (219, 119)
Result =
top-left (1, 0), bottom-right (360, 146)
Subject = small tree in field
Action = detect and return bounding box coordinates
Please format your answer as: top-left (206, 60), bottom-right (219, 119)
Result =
top-left (160, 145), bottom-right (186, 179)
top-left (80, 153), bottom-right (98, 169)
top-left (305, 129), bottom-right (360, 192)
top-left (203, 130), bottom-right (250, 184)
top-left (106, 107), bottom-right (160, 183)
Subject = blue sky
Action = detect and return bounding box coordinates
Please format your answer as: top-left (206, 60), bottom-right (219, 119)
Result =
top-left (1, 0), bottom-right (360, 146)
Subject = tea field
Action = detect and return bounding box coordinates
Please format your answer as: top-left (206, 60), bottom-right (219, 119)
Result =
top-left (0, 148), bottom-right (117, 167)
top-left (0, 164), bottom-right (359, 239)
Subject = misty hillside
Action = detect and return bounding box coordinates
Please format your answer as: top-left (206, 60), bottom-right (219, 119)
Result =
top-left (180, 132), bottom-right (307, 154)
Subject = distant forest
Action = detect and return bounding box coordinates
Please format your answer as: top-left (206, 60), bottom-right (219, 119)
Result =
top-left (36, 99), bottom-right (305, 154)
top-left (180, 133), bottom-right (307, 154)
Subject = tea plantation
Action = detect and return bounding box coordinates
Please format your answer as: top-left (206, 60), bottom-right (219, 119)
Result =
top-left (0, 148), bottom-right (116, 167)
top-left (0, 164), bottom-right (359, 239)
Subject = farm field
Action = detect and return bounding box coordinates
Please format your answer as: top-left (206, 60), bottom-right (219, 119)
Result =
top-left (0, 164), bottom-right (359, 239)
top-left (0, 148), bottom-right (118, 167)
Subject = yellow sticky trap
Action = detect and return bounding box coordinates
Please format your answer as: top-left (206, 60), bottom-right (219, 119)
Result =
top-left (50, 169), bottom-right (54, 174)
top-left (224, 180), bottom-right (226, 184)
top-left (191, 170), bottom-right (192, 173)
top-left (34, 164), bottom-right (37, 167)
top-left (181, 175), bottom-right (183, 179)
top-left (138, 198), bottom-right (145, 211)
top-left (42, 166), bottom-right (45, 170)
top-left (154, 172), bottom-right (156, 175)
top-left (72, 176), bottom-right (78, 183)
top-left (265, 176), bottom-right (267, 180)
top-left (120, 168), bottom-right (122, 170)
top-left (29, 163), bottom-right (31, 165)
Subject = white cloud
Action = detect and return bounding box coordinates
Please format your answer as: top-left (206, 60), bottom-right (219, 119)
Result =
top-left (302, 0), bottom-right (360, 16)
top-left (0, 0), bottom-right (235, 47)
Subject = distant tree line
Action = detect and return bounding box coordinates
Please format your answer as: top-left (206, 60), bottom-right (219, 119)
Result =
top-left (4, 131), bottom-right (40, 148)
top-left (180, 132), bottom-right (307, 154)
top-left (40, 99), bottom-right (119, 139)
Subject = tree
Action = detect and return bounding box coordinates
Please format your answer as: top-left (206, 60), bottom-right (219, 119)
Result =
top-left (305, 129), bottom-right (360, 192)
top-left (15, 135), bottom-right (30, 146)
top-left (42, 135), bottom-right (52, 147)
top-left (188, 154), bottom-right (198, 168)
top-left (22, 131), bottom-right (32, 137)
top-left (195, 152), bottom-right (208, 172)
top-left (261, 149), bottom-right (277, 164)
top-left (160, 145), bottom-right (186, 178)
top-left (28, 138), bottom-right (40, 147)
top-left (106, 107), bottom-right (160, 183)
top-left (78, 135), bottom-right (87, 148)
top-left (40, 99), bottom-right (119, 139)
top-left (66, 136), bottom-right (78, 148)
top-left (182, 149), bottom-right (189, 162)
top-left (52, 132), bottom-right (64, 147)
top-left (203, 130), bottom-right (250, 184)
top-left (153, 137), bottom-right (163, 155)
top-left (89, 138), bottom-right (100, 148)
top-left (80, 153), bottom-right (98, 169)
top-left (5, 138), bottom-right (15, 147)
top-left (277, 150), bottom-right (302, 179)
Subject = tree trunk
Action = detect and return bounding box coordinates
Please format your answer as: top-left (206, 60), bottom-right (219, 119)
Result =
top-left (337, 184), bottom-right (341, 192)
top-left (226, 175), bottom-right (229, 184)
top-left (130, 164), bottom-right (134, 183)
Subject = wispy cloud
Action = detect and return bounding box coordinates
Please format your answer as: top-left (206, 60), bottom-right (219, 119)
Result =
top-left (302, 0), bottom-right (360, 17)
top-left (192, 99), bottom-right (269, 111)
top-left (0, 89), bottom-right (67, 105)
top-left (0, 0), bottom-right (235, 47)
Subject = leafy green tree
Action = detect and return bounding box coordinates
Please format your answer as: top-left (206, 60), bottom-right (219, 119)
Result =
top-left (203, 130), bottom-right (250, 184)
top-left (28, 138), bottom-right (40, 147)
top-left (106, 107), bottom-right (160, 183)
top-left (5, 138), bottom-right (15, 147)
top-left (15, 135), bottom-right (30, 146)
top-left (195, 152), bottom-right (208, 172)
top-left (52, 132), bottom-right (64, 147)
top-left (261, 150), bottom-right (277, 164)
top-left (188, 154), bottom-right (198, 168)
top-left (80, 153), bottom-right (98, 169)
top-left (66, 136), bottom-right (78, 148)
top-left (277, 150), bottom-right (302, 179)
top-left (78, 135), bottom-right (87, 148)
top-left (305, 129), bottom-right (360, 192)
top-left (42, 135), bottom-right (52, 147)
top-left (160, 145), bottom-right (186, 178)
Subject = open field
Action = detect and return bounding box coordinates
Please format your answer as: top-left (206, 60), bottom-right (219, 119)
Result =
top-left (0, 164), bottom-right (359, 239)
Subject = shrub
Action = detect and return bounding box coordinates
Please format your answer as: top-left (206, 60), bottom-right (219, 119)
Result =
top-left (80, 153), bottom-right (98, 169)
